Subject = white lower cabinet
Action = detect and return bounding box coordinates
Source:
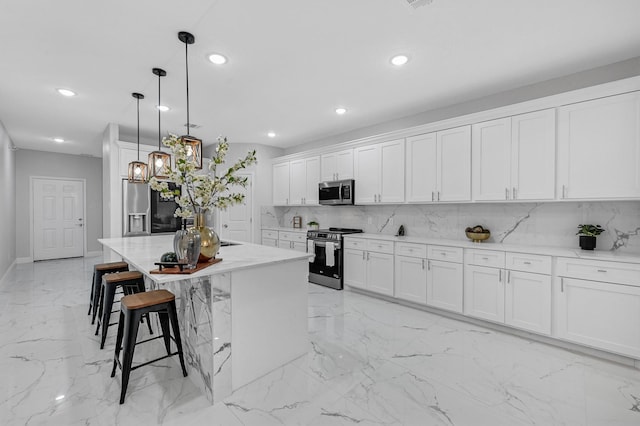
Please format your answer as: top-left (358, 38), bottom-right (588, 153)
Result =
top-left (464, 264), bottom-right (505, 323)
top-left (261, 229), bottom-right (306, 252)
top-left (555, 257), bottom-right (640, 358)
top-left (344, 238), bottom-right (394, 296)
top-left (427, 259), bottom-right (463, 313)
top-left (465, 250), bottom-right (551, 335)
top-left (395, 254), bottom-right (427, 304)
top-left (505, 270), bottom-right (551, 335)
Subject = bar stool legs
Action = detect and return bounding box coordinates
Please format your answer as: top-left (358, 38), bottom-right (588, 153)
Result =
top-left (88, 262), bottom-right (128, 323)
top-left (111, 289), bottom-right (187, 404)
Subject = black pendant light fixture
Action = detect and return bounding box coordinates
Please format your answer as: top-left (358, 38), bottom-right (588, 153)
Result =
top-left (128, 92), bottom-right (148, 183)
top-left (178, 31), bottom-right (202, 169)
top-left (148, 67), bottom-right (171, 179)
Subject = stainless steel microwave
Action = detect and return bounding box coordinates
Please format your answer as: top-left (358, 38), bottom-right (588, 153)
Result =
top-left (318, 179), bottom-right (355, 205)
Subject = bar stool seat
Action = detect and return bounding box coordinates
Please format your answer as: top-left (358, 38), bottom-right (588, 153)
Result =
top-left (96, 270), bottom-right (151, 349)
top-left (88, 261), bottom-right (129, 324)
top-left (111, 289), bottom-right (188, 404)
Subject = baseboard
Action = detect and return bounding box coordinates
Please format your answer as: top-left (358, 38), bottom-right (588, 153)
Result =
top-left (16, 257), bottom-right (33, 264)
top-left (0, 259), bottom-right (17, 285)
top-left (86, 250), bottom-right (103, 257)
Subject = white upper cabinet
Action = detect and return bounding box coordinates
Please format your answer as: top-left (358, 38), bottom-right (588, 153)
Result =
top-left (557, 91), bottom-right (640, 200)
top-left (473, 109), bottom-right (555, 201)
top-left (321, 149), bottom-right (353, 181)
top-left (118, 142), bottom-right (156, 178)
top-left (279, 156), bottom-right (320, 206)
top-left (272, 162), bottom-right (290, 205)
top-left (406, 133), bottom-right (438, 202)
top-left (406, 126), bottom-right (471, 203)
top-left (354, 139), bottom-right (405, 204)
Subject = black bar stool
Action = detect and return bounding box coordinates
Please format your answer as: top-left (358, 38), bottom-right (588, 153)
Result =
top-left (96, 271), bottom-right (152, 349)
top-left (111, 289), bottom-right (188, 404)
top-left (88, 261), bottom-right (129, 324)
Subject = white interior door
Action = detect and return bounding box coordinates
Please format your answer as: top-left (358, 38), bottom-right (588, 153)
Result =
top-left (219, 172), bottom-right (253, 243)
top-left (33, 178), bottom-right (85, 261)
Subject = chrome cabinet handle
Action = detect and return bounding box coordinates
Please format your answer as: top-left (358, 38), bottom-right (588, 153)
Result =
top-left (499, 269), bottom-right (502, 282)
top-left (422, 259), bottom-right (425, 270)
top-left (561, 277), bottom-right (564, 292)
top-left (362, 251), bottom-right (365, 260)
top-left (597, 269), bottom-right (607, 273)
top-left (562, 185), bottom-right (566, 199)
top-left (507, 270), bottom-right (511, 283)
top-left (427, 260), bottom-right (431, 271)
top-left (513, 187), bottom-right (517, 199)
top-left (505, 188), bottom-right (509, 200)
top-left (437, 191), bottom-right (440, 201)
top-left (523, 261), bottom-right (531, 265)
top-left (367, 252), bottom-right (370, 261)
top-left (431, 191), bottom-right (434, 202)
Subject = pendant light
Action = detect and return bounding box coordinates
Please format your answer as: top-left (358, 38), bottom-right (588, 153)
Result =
top-left (178, 31), bottom-right (202, 169)
top-left (127, 92), bottom-right (148, 183)
top-left (148, 67), bottom-right (171, 179)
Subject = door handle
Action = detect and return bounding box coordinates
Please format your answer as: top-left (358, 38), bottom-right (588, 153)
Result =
top-left (223, 224), bottom-right (228, 228)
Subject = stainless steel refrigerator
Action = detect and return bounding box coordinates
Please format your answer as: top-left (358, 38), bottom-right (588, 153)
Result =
top-left (122, 180), bottom-right (181, 237)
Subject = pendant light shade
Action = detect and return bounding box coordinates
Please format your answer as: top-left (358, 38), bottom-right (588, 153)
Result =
top-left (178, 31), bottom-right (202, 169)
top-left (128, 92), bottom-right (148, 183)
top-left (148, 67), bottom-right (172, 179)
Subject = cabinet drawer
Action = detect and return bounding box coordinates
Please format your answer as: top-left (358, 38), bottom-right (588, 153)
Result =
top-left (506, 252), bottom-right (551, 275)
top-left (261, 229), bottom-right (278, 239)
top-left (344, 238), bottom-right (366, 250)
top-left (427, 245), bottom-right (463, 263)
top-left (279, 231), bottom-right (306, 242)
top-left (465, 249), bottom-right (505, 268)
top-left (367, 239), bottom-right (395, 254)
top-left (556, 257), bottom-right (640, 287)
top-left (396, 242), bottom-right (427, 258)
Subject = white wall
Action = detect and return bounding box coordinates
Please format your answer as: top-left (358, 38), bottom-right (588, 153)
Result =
top-left (0, 120), bottom-right (16, 279)
top-left (15, 149), bottom-right (103, 259)
top-left (286, 56), bottom-right (640, 155)
top-left (204, 142), bottom-right (284, 243)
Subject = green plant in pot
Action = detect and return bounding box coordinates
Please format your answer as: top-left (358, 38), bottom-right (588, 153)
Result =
top-left (576, 224), bottom-right (604, 250)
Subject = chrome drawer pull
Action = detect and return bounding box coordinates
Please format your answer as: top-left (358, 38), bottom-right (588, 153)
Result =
top-left (523, 261), bottom-right (531, 265)
top-left (597, 269), bottom-right (607, 273)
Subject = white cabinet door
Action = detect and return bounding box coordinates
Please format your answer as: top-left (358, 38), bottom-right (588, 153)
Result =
top-left (395, 255), bottom-right (427, 304)
top-left (472, 118), bottom-right (511, 201)
top-left (406, 133), bottom-right (438, 202)
top-left (427, 260), bottom-right (463, 313)
top-left (320, 149), bottom-right (353, 181)
top-left (438, 126), bottom-right (471, 201)
top-left (336, 149), bottom-right (354, 180)
top-left (289, 159), bottom-right (306, 205)
top-left (380, 139), bottom-right (405, 203)
top-left (119, 147), bottom-right (138, 177)
top-left (464, 265), bottom-right (504, 323)
top-left (557, 91), bottom-right (640, 199)
top-left (344, 248), bottom-right (367, 290)
top-left (304, 156), bottom-right (320, 204)
top-left (367, 251), bottom-right (394, 296)
top-left (262, 238), bottom-right (278, 247)
top-left (556, 277), bottom-right (640, 358)
top-left (272, 162), bottom-right (290, 205)
top-left (292, 241), bottom-right (308, 252)
top-left (511, 109), bottom-right (556, 200)
top-left (354, 144), bottom-right (380, 204)
top-left (505, 270), bottom-right (551, 335)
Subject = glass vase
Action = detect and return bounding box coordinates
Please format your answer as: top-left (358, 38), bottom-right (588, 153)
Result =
top-left (174, 224), bottom-right (201, 269)
top-left (192, 211), bottom-right (220, 262)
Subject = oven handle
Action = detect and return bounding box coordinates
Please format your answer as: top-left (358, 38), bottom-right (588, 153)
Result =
top-left (308, 239), bottom-right (341, 249)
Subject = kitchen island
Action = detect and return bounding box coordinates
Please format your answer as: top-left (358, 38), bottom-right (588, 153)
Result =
top-left (99, 235), bottom-right (311, 404)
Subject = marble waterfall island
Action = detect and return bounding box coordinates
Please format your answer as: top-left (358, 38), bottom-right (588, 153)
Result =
top-left (99, 235), bottom-right (311, 404)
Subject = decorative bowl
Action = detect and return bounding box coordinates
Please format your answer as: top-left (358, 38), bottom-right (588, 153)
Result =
top-left (465, 231), bottom-right (491, 243)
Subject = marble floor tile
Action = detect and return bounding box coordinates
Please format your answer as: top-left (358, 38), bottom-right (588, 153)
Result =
top-left (1, 256), bottom-right (640, 425)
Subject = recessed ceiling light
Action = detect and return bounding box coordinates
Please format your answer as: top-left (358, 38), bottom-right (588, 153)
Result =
top-left (208, 53), bottom-right (227, 65)
top-left (335, 107), bottom-right (347, 115)
top-left (53, 137), bottom-right (64, 143)
top-left (156, 105), bottom-right (170, 112)
top-left (56, 88), bottom-right (76, 97)
top-left (267, 132), bottom-right (276, 138)
top-left (390, 55), bottom-right (409, 66)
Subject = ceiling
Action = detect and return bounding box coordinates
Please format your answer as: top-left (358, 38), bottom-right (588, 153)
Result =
top-left (1, 0), bottom-right (640, 157)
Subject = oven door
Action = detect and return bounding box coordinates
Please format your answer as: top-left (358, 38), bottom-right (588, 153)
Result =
top-left (308, 239), bottom-right (343, 283)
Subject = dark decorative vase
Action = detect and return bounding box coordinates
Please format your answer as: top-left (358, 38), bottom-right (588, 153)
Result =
top-left (579, 235), bottom-right (596, 250)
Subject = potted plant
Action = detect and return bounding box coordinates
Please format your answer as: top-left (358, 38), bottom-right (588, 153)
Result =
top-left (576, 224), bottom-right (604, 250)
top-left (307, 220), bottom-right (319, 230)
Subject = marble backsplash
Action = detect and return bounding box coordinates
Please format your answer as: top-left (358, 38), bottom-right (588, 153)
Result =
top-left (261, 201), bottom-right (640, 254)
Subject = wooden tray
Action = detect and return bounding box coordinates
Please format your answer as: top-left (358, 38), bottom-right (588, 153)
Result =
top-left (150, 258), bottom-right (223, 275)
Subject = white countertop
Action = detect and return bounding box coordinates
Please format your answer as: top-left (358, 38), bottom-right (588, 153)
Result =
top-left (344, 233), bottom-right (640, 264)
top-left (99, 235), bottom-right (312, 283)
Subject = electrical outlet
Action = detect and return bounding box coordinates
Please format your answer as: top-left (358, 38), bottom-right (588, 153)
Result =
top-left (367, 216), bottom-right (373, 225)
